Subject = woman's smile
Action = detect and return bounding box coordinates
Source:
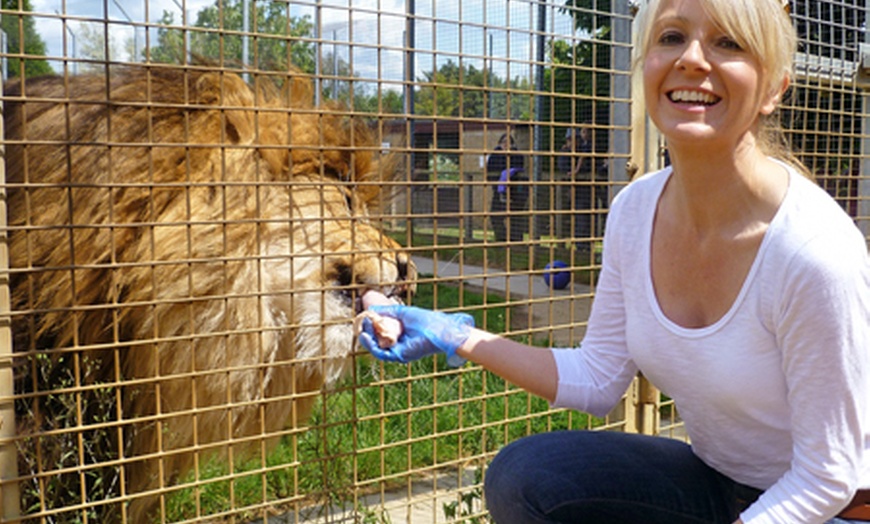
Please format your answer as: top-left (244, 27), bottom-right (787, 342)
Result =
top-left (642, 0), bottom-right (779, 147)
top-left (667, 88), bottom-right (721, 106)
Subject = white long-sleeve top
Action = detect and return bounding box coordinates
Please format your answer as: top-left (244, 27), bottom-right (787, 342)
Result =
top-left (551, 165), bottom-right (870, 524)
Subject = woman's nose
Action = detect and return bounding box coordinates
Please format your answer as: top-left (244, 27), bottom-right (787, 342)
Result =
top-left (676, 40), bottom-right (710, 71)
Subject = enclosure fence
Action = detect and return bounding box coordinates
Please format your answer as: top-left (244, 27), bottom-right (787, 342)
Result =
top-left (0, 0), bottom-right (867, 522)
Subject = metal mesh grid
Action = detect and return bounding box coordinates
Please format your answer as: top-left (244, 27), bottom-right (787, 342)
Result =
top-left (786, 0), bottom-right (868, 227)
top-left (0, 0), bottom-right (866, 522)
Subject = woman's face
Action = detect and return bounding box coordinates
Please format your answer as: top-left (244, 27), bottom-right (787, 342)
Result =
top-left (642, 0), bottom-right (782, 149)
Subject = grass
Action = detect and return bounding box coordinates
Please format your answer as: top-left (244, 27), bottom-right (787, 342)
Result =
top-left (164, 279), bottom-right (598, 522)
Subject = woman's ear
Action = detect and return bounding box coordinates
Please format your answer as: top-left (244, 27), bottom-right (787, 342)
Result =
top-left (761, 74), bottom-right (790, 116)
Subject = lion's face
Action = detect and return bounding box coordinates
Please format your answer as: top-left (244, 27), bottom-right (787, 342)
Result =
top-left (4, 67), bottom-right (414, 520)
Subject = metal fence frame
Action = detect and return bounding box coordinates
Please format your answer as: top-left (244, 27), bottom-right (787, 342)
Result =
top-left (0, 0), bottom-right (867, 522)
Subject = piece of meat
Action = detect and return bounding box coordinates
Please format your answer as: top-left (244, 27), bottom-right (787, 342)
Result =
top-left (354, 290), bottom-right (403, 347)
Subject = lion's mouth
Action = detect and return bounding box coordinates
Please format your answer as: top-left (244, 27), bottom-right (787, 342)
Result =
top-left (350, 287), bottom-right (408, 315)
top-left (330, 259), bottom-right (415, 316)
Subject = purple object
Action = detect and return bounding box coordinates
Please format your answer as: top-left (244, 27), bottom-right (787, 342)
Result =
top-left (497, 167), bottom-right (524, 193)
top-left (543, 260), bottom-right (571, 289)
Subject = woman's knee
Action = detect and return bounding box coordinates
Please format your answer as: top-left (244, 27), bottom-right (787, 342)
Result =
top-left (484, 431), bottom-right (735, 524)
top-left (484, 431), bottom-right (599, 523)
top-left (484, 434), bottom-right (554, 523)
top-left (484, 436), bottom-right (532, 505)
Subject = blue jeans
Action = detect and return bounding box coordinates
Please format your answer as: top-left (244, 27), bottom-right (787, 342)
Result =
top-left (484, 430), bottom-right (860, 524)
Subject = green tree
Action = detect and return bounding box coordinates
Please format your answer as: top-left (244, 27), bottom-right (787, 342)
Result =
top-left (151, 1), bottom-right (406, 116)
top-left (376, 88), bottom-right (405, 115)
top-left (562, 0), bottom-right (612, 38)
top-left (540, 0), bottom-right (613, 133)
top-left (489, 74), bottom-right (534, 121)
top-left (1, 0), bottom-right (53, 78)
top-left (151, 0), bottom-right (315, 74)
top-left (341, 82), bottom-right (405, 116)
top-left (414, 59), bottom-right (530, 120)
top-left (415, 60), bottom-right (480, 117)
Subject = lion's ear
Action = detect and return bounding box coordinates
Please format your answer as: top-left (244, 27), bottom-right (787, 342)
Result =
top-left (194, 72), bottom-right (255, 144)
top-left (281, 73), bottom-right (314, 109)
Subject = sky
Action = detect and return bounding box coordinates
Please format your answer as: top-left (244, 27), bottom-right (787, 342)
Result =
top-left (24, 0), bottom-right (574, 84)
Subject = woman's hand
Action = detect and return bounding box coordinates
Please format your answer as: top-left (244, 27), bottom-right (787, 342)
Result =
top-left (358, 305), bottom-right (474, 367)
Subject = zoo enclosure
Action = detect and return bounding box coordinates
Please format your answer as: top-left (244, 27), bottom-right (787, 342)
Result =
top-left (0, 0), bottom-right (867, 522)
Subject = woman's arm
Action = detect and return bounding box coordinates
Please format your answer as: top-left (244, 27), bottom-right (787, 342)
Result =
top-left (741, 230), bottom-right (869, 523)
top-left (457, 330), bottom-right (559, 402)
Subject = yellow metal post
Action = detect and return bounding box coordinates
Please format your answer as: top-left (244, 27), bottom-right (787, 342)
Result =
top-left (0, 73), bottom-right (21, 521)
top-left (636, 374), bottom-right (660, 436)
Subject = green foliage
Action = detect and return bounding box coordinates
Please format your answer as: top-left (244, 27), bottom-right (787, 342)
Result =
top-left (537, 0), bottom-right (614, 136)
top-left (414, 59), bottom-right (532, 120)
top-left (149, 1), bottom-right (409, 115)
top-left (151, 0), bottom-right (315, 73)
top-left (415, 60), bottom-right (482, 118)
top-left (442, 467), bottom-right (492, 523)
top-left (429, 153), bottom-right (461, 182)
top-left (1, 0), bottom-right (54, 78)
top-left (17, 352), bottom-right (124, 522)
top-left (561, 0), bottom-right (614, 36)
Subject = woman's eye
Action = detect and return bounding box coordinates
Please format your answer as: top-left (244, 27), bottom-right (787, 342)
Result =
top-left (657, 31), bottom-right (684, 45)
top-left (717, 37), bottom-right (743, 51)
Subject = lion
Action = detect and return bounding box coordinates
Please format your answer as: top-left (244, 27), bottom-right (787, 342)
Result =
top-left (4, 66), bottom-right (415, 522)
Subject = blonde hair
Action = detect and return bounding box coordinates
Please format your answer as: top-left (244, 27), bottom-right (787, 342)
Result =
top-left (633, 0), bottom-right (812, 178)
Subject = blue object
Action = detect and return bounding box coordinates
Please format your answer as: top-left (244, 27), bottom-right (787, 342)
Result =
top-left (358, 305), bottom-right (474, 367)
top-left (543, 260), bottom-right (571, 289)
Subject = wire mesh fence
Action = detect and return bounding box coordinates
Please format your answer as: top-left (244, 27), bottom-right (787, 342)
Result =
top-left (0, 0), bottom-right (866, 522)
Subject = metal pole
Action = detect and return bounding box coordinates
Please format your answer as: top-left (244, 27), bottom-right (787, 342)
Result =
top-left (333, 30), bottom-right (338, 98)
top-left (611, 0), bottom-right (634, 192)
top-left (860, 93), bottom-right (869, 238)
top-left (488, 33), bottom-right (493, 119)
top-left (55, 10), bottom-right (78, 75)
top-left (1, 30), bottom-right (6, 81)
top-left (860, 11), bottom-right (870, 238)
top-left (532, 1), bottom-right (547, 244)
top-left (0, 54), bottom-right (21, 521)
top-left (112, 0), bottom-right (138, 61)
top-left (315, 0), bottom-right (322, 106)
top-left (405, 1), bottom-right (416, 237)
top-left (170, 0), bottom-right (189, 64)
top-left (242, 0), bottom-right (250, 80)
top-left (404, 2), bottom-right (416, 119)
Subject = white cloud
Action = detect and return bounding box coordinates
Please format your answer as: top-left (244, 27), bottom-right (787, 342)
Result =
top-left (19, 0), bottom-right (536, 85)
top-left (28, 0), bottom-right (215, 67)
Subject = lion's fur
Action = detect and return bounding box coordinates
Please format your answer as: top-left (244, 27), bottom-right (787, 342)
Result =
top-left (5, 67), bottom-right (414, 521)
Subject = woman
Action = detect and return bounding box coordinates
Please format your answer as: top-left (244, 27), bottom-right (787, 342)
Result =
top-left (559, 126), bottom-right (596, 251)
top-left (359, 0), bottom-right (870, 522)
top-left (486, 133), bottom-right (527, 242)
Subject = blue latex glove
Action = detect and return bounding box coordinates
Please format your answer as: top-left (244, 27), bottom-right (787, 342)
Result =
top-left (358, 305), bottom-right (474, 367)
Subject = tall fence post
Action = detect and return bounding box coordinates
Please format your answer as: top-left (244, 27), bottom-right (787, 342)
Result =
top-left (860, 42), bottom-right (870, 237)
top-left (636, 374), bottom-right (660, 436)
top-left (0, 73), bottom-right (21, 522)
